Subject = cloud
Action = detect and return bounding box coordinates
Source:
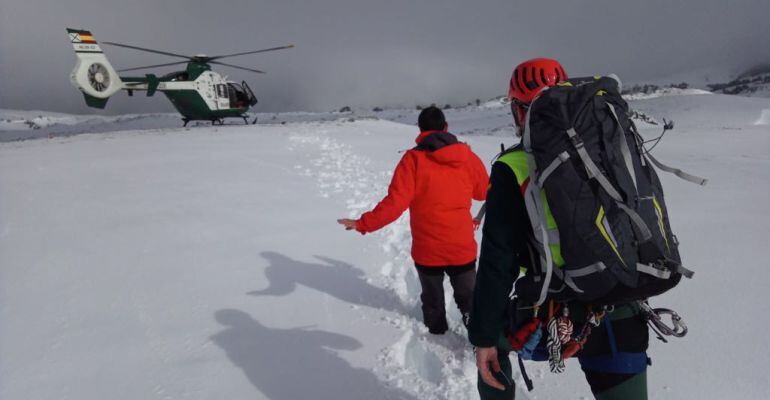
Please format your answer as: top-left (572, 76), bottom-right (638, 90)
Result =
top-left (1, 0), bottom-right (768, 113)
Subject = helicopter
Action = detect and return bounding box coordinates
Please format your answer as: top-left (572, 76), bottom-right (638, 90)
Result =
top-left (66, 28), bottom-right (293, 126)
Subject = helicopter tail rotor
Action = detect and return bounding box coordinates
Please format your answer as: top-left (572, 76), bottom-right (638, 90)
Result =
top-left (67, 28), bottom-right (124, 108)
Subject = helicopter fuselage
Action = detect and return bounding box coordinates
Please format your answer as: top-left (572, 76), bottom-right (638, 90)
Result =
top-left (121, 63), bottom-right (257, 122)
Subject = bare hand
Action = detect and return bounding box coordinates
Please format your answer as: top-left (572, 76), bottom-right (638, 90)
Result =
top-left (337, 218), bottom-right (357, 231)
top-left (476, 346), bottom-right (505, 391)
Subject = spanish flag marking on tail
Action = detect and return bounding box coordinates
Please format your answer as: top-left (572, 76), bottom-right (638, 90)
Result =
top-left (67, 28), bottom-right (97, 44)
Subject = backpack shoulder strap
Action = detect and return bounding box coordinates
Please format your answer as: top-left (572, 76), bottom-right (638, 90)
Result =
top-left (521, 97), bottom-right (555, 307)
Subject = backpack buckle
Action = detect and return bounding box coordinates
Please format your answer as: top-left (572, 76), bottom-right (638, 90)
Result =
top-left (636, 195), bottom-right (653, 207)
top-left (569, 134), bottom-right (584, 150)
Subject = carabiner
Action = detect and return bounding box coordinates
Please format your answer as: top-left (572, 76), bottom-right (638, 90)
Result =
top-left (651, 307), bottom-right (688, 338)
top-left (637, 302), bottom-right (689, 338)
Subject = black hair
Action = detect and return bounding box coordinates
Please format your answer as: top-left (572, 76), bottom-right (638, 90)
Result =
top-left (417, 106), bottom-right (447, 132)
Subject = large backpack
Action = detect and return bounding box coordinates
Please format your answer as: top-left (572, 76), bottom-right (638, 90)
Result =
top-left (514, 75), bottom-right (705, 306)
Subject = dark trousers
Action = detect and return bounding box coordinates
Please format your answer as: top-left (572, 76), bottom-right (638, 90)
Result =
top-left (415, 261), bottom-right (476, 334)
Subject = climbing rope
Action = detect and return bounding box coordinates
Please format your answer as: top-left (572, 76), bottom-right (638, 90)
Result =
top-left (556, 305), bottom-right (574, 344)
top-left (546, 317), bottom-right (565, 373)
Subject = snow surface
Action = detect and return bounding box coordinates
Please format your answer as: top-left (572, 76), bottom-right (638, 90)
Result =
top-left (2, 92), bottom-right (769, 399)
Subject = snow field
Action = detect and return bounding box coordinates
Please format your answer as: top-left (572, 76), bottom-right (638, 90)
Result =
top-left (2, 90), bottom-right (770, 399)
top-left (0, 123), bottom-right (411, 399)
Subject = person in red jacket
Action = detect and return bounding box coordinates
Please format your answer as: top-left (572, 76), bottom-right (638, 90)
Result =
top-left (338, 106), bottom-right (489, 334)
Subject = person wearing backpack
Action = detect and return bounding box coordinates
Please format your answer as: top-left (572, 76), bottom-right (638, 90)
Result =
top-left (338, 106), bottom-right (489, 334)
top-left (468, 58), bottom-right (664, 400)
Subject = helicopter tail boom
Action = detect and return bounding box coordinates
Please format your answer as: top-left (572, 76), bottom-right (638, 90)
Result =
top-left (67, 28), bottom-right (123, 108)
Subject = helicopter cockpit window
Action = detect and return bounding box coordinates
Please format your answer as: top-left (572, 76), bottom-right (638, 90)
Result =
top-left (227, 83), bottom-right (250, 108)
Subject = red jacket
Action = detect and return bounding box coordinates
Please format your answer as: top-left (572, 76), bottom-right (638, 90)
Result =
top-left (356, 131), bottom-right (489, 266)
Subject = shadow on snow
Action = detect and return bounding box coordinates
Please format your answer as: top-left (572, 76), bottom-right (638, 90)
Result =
top-left (211, 309), bottom-right (419, 400)
top-left (249, 251), bottom-right (416, 317)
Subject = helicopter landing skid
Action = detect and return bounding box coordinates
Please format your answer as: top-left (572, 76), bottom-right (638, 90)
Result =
top-left (241, 116), bottom-right (258, 125)
top-left (182, 117), bottom-right (253, 127)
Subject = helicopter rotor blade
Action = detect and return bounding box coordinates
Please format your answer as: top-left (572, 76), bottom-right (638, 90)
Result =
top-left (101, 41), bottom-right (193, 60)
top-left (117, 60), bottom-right (191, 72)
top-left (207, 45), bottom-right (294, 61)
top-left (208, 61), bottom-right (266, 74)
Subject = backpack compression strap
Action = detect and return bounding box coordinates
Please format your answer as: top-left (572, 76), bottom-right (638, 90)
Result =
top-left (564, 127), bottom-right (653, 243)
top-left (607, 103), bottom-right (640, 194)
top-left (645, 152), bottom-right (708, 186)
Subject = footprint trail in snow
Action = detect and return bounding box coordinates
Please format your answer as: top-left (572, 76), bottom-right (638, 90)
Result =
top-left (286, 122), bottom-right (530, 400)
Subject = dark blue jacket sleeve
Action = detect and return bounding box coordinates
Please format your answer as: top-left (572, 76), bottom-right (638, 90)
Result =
top-left (468, 161), bottom-right (531, 347)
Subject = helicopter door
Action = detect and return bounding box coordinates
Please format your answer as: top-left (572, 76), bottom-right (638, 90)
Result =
top-left (241, 81), bottom-right (258, 106)
top-left (215, 84), bottom-right (230, 109)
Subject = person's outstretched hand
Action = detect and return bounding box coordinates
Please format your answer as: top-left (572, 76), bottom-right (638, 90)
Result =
top-left (337, 219), bottom-right (357, 231)
top-left (476, 346), bottom-right (505, 391)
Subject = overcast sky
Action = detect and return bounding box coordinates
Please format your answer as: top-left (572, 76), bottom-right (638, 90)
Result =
top-left (1, 0), bottom-right (768, 114)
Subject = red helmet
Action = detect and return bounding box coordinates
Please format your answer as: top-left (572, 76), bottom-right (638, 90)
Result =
top-left (508, 58), bottom-right (567, 104)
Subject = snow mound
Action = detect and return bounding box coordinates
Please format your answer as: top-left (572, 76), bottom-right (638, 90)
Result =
top-left (478, 98), bottom-right (508, 109)
top-left (754, 109), bottom-right (770, 125)
top-left (0, 110), bottom-right (87, 131)
top-left (623, 87), bottom-right (713, 101)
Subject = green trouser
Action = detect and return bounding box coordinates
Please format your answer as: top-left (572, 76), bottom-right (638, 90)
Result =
top-left (592, 371), bottom-right (647, 400)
